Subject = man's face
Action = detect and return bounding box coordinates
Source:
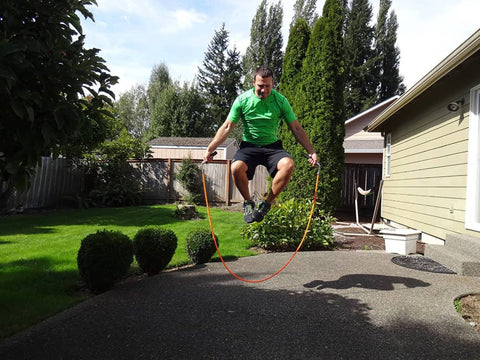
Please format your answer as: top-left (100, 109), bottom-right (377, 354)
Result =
top-left (253, 75), bottom-right (273, 99)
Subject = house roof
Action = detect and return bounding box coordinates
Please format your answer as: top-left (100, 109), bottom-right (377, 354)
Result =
top-left (345, 96), bottom-right (399, 125)
top-left (148, 137), bottom-right (237, 148)
top-left (365, 28), bottom-right (480, 132)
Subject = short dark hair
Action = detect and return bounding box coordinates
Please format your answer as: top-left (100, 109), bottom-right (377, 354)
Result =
top-left (254, 66), bottom-right (274, 80)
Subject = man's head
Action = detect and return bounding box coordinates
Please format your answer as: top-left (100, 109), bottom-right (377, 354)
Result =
top-left (253, 66), bottom-right (274, 99)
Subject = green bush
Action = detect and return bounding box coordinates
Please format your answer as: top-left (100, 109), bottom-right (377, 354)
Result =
top-left (185, 229), bottom-right (218, 264)
top-left (77, 229), bottom-right (133, 293)
top-left (133, 227), bottom-right (178, 276)
top-left (242, 199), bottom-right (336, 251)
top-left (176, 156), bottom-right (202, 205)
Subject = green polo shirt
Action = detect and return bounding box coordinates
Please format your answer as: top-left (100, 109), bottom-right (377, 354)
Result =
top-left (227, 89), bottom-right (297, 146)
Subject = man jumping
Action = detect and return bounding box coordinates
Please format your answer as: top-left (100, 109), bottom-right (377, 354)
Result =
top-left (204, 66), bottom-right (318, 223)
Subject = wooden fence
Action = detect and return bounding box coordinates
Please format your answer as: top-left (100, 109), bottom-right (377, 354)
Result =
top-left (1, 157), bottom-right (381, 213)
top-left (1, 157), bottom-right (84, 213)
top-left (132, 158), bottom-right (269, 205)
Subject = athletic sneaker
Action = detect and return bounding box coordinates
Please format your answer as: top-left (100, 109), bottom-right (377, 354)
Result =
top-left (253, 201), bottom-right (271, 222)
top-left (243, 200), bottom-right (256, 223)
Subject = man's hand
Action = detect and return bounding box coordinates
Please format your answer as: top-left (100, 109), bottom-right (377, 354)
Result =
top-left (307, 152), bottom-right (319, 167)
top-left (203, 150), bottom-right (217, 164)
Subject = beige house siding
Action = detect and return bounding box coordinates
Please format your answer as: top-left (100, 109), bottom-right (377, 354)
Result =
top-left (381, 80), bottom-right (473, 241)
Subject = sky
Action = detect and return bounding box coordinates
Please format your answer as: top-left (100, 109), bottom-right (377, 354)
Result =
top-left (80, 0), bottom-right (480, 98)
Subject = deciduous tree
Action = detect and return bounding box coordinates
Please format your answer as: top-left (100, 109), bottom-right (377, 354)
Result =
top-left (374, 0), bottom-right (405, 101)
top-left (289, 0), bottom-right (318, 29)
top-left (0, 0), bottom-right (118, 190)
top-left (114, 85), bottom-right (149, 140)
top-left (343, 0), bottom-right (377, 119)
top-left (243, 0), bottom-right (284, 88)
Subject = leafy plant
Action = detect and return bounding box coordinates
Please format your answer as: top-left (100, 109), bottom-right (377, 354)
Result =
top-left (185, 229), bottom-right (218, 264)
top-left (133, 227), bottom-right (178, 276)
top-left (77, 229), bottom-right (133, 293)
top-left (1, 0), bottom-right (118, 191)
top-left (242, 198), bottom-right (336, 251)
top-left (454, 299), bottom-right (462, 313)
top-left (84, 129), bottom-right (151, 207)
top-left (176, 156), bottom-right (202, 205)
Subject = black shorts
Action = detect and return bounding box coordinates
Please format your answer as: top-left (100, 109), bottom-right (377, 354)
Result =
top-left (232, 140), bottom-right (291, 180)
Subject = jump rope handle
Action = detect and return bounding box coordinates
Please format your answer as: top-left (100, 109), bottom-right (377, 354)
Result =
top-left (303, 153), bottom-right (321, 168)
top-left (201, 150), bottom-right (217, 165)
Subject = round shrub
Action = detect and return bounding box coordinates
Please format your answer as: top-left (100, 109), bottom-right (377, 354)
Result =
top-left (133, 227), bottom-right (178, 276)
top-left (185, 229), bottom-right (218, 264)
top-left (77, 229), bottom-right (133, 293)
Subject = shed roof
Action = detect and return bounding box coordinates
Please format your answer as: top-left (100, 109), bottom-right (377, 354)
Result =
top-left (365, 28), bottom-right (480, 132)
top-left (148, 137), bottom-right (237, 148)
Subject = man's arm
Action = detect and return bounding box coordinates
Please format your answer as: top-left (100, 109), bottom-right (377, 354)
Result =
top-left (203, 119), bottom-right (237, 162)
top-left (287, 120), bottom-right (318, 166)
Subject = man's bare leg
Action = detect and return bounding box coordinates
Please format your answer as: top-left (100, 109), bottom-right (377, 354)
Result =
top-left (266, 157), bottom-right (294, 204)
top-left (232, 160), bottom-right (257, 223)
top-left (231, 160), bottom-right (251, 201)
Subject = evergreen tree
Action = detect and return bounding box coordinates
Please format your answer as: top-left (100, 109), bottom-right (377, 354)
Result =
top-left (374, 0), bottom-right (405, 101)
top-left (279, 18), bottom-right (311, 152)
top-left (343, 0), bottom-right (377, 119)
top-left (197, 23), bottom-right (242, 131)
top-left (147, 64), bottom-right (210, 138)
top-left (290, 0), bottom-right (318, 29)
top-left (243, 0), bottom-right (284, 88)
top-left (284, 0), bottom-right (345, 215)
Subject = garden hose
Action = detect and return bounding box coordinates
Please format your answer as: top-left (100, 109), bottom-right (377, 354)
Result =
top-left (201, 154), bottom-right (320, 283)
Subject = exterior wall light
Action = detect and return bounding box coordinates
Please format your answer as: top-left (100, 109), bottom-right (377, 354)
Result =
top-left (447, 99), bottom-right (464, 112)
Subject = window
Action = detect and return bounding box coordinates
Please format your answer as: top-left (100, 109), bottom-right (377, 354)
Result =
top-left (385, 133), bottom-right (391, 178)
top-left (466, 85), bottom-right (480, 231)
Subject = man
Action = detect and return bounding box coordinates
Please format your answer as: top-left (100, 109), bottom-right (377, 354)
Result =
top-left (204, 66), bottom-right (318, 223)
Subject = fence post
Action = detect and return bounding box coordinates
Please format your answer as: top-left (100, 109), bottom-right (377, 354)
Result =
top-left (225, 160), bottom-right (231, 206)
top-left (166, 159), bottom-right (172, 203)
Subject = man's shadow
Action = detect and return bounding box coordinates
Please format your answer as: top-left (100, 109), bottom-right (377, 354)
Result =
top-left (304, 274), bottom-right (430, 291)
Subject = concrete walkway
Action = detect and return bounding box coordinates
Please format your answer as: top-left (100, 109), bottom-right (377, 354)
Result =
top-left (1, 251), bottom-right (480, 359)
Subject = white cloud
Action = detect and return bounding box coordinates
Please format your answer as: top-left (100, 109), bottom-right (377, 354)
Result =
top-left (169, 8), bottom-right (207, 31)
top-left (82, 0), bottom-right (480, 97)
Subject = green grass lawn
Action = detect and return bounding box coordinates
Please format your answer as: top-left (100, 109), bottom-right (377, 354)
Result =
top-left (0, 204), bottom-right (255, 339)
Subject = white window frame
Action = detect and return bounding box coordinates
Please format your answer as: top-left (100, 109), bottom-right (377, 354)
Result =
top-left (466, 85), bottom-right (480, 231)
top-left (385, 132), bottom-right (391, 178)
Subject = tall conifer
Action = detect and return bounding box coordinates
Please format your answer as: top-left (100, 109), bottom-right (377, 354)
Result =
top-left (283, 0), bottom-right (345, 214)
top-left (279, 18), bottom-right (310, 154)
top-left (197, 23), bottom-right (242, 131)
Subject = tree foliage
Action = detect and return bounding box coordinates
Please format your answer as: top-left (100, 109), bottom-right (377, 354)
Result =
top-left (374, 0), bottom-right (405, 101)
top-left (84, 128), bottom-right (151, 207)
top-left (197, 23), bottom-right (242, 132)
top-left (0, 0), bottom-right (118, 190)
top-left (343, 0), bottom-right (377, 119)
top-left (290, 0), bottom-right (319, 30)
top-left (147, 64), bottom-right (211, 139)
top-left (243, 0), bottom-right (284, 88)
top-left (114, 85), bottom-right (149, 140)
top-left (279, 18), bottom-right (311, 155)
top-left (283, 0), bottom-right (345, 215)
